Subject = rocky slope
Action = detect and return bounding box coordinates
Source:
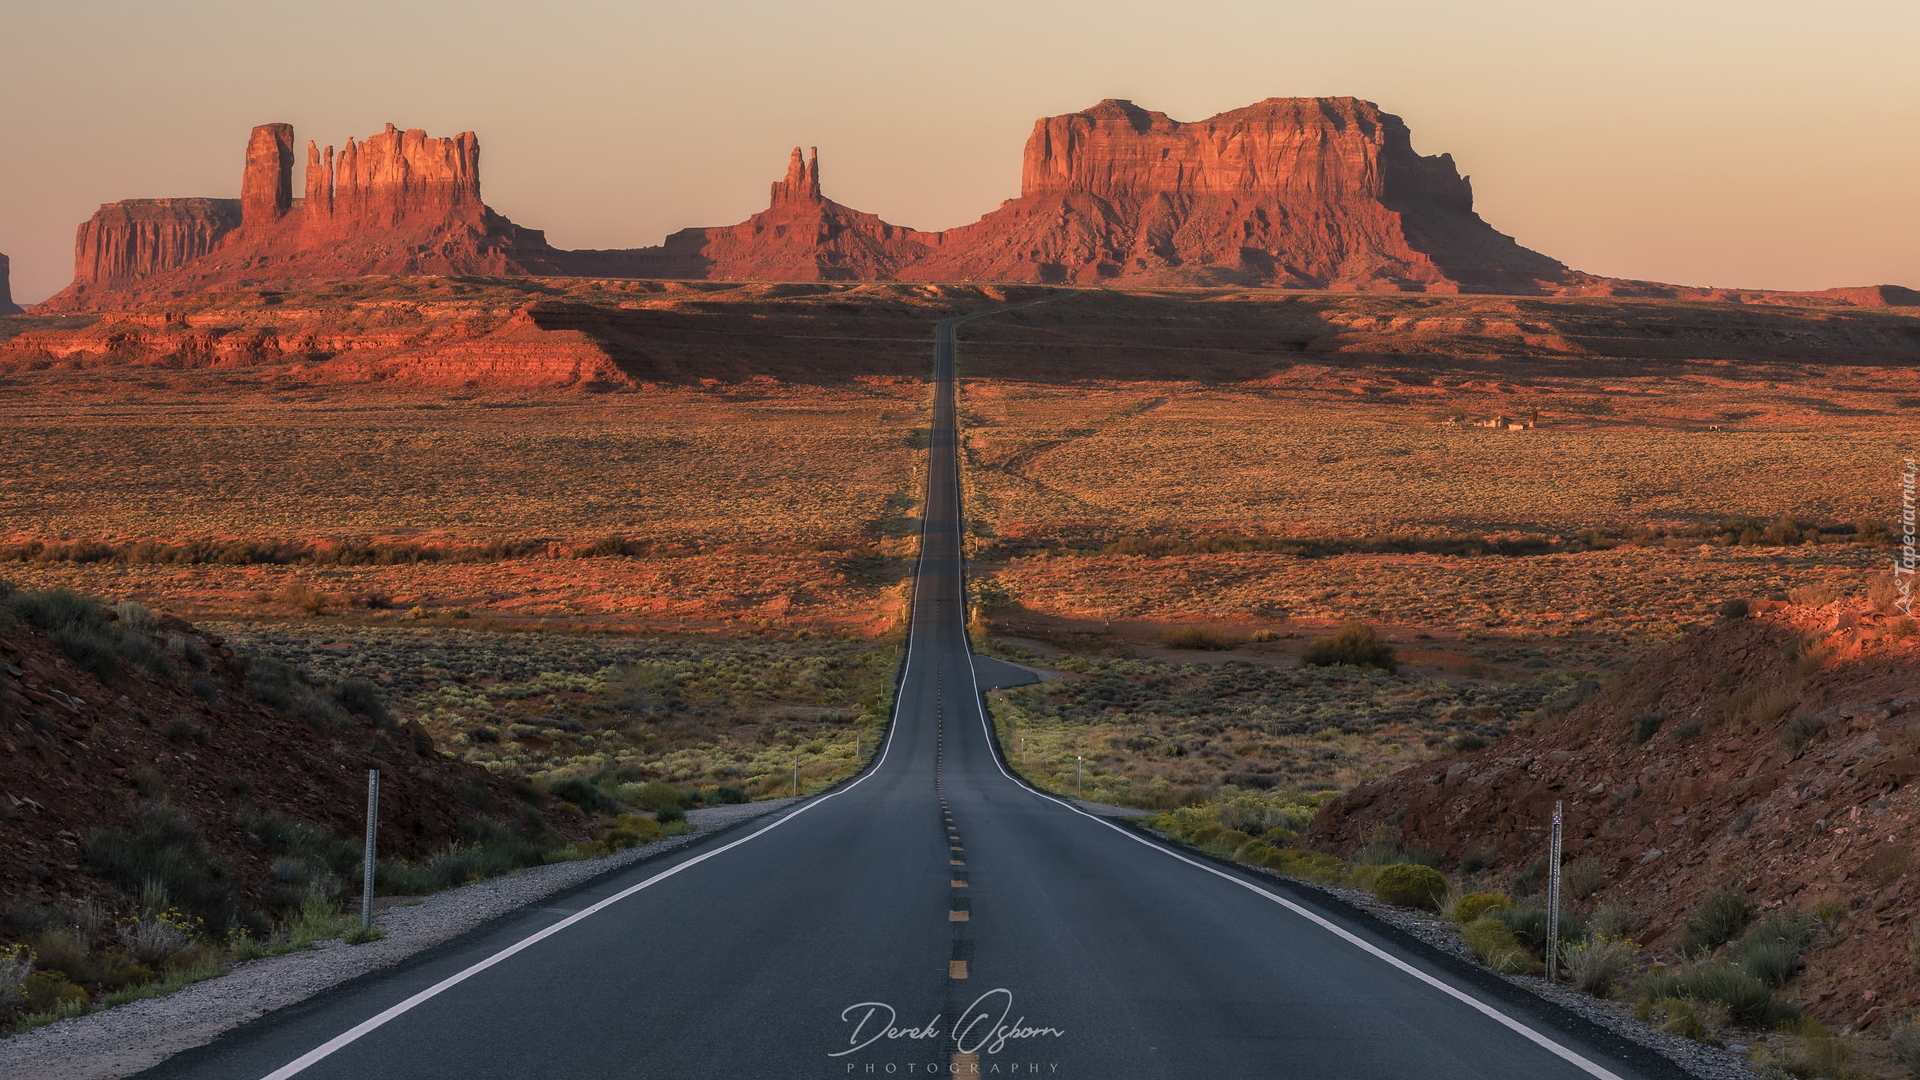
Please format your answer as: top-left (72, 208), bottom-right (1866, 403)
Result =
top-left (34, 103), bottom-right (1915, 311)
top-left (0, 584), bottom-right (570, 927)
top-left (1309, 594), bottom-right (1920, 1031)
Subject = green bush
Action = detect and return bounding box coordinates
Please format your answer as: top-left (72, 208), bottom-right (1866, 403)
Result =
top-left (1679, 890), bottom-right (1753, 954)
top-left (1372, 864), bottom-right (1448, 910)
top-left (1162, 625), bottom-right (1237, 650)
top-left (1639, 962), bottom-right (1796, 1027)
top-left (19, 970), bottom-right (88, 1013)
top-left (1888, 1016), bottom-right (1920, 1078)
top-left (599, 815), bottom-right (663, 850)
top-left (1728, 910), bottom-right (1821, 987)
top-left (85, 802), bottom-right (236, 931)
top-left (1564, 934), bottom-right (1639, 996)
top-left (548, 777), bottom-right (621, 814)
top-left (1461, 918), bottom-right (1530, 973)
top-left (1300, 623), bottom-right (1397, 672)
top-left (1455, 892), bottom-right (1513, 924)
top-left (332, 677), bottom-right (395, 729)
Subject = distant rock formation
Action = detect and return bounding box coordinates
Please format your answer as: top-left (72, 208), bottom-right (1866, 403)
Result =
top-left (0, 251), bottom-right (20, 315)
top-left (31, 103), bottom-right (1917, 310)
top-left (912, 97), bottom-right (1570, 291)
top-left (38, 123), bottom-right (561, 311)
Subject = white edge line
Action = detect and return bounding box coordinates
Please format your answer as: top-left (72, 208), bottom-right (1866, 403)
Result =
top-left (254, 316), bottom-right (990, 1080)
top-left (945, 406), bottom-right (1628, 1079)
top-left (262, 298), bottom-right (1045, 1080)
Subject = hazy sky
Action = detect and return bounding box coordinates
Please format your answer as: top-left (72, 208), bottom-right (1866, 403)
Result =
top-left (2, 0), bottom-right (1915, 302)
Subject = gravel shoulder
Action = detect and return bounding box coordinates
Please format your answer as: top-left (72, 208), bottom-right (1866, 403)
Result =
top-left (1126, 822), bottom-right (1764, 1080)
top-left (0, 798), bottom-right (803, 1080)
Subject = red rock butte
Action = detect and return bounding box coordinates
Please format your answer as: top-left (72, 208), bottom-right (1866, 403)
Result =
top-left (28, 101), bottom-right (1919, 312)
top-left (0, 251), bottom-right (19, 315)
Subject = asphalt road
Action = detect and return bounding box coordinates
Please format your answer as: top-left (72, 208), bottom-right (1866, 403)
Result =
top-left (141, 304), bottom-right (1685, 1080)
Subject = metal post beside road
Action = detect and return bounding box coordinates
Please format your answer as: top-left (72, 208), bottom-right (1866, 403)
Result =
top-left (361, 769), bottom-right (380, 933)
top-left (1546, 800), bottom-right (1563, 981)
top-left (1076, 755), bottom-right (1083, 799)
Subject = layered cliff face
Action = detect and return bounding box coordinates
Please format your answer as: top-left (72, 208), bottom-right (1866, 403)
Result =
top-left (53, 199), bottom-right (244, 309)
top-left (912, 97), bottom-right (1569, 290)
top-left (31, 101), bottom-right (1913, 310)
top-left (574, 98), bottom-right (1567, 291)
top-left (38, 123), bottom-right (559, 311)
top-left (0, 252), bottom-right (20, 316)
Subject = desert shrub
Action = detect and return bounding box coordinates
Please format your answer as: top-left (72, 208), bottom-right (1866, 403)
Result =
top-left (1162, 625), bottom-right (1236, 650)
top-left (548, 777), bottom-right (620, 814)
top-left (115, 909), bottom-right (195, 967)
top-left (1300, 623), bottom-right (1397, 672)
top-left (1639, 962), bottom-right (1795, 1027)
top-left (245, 657), bottom-right (299, 708)
top-left (1718, 599), bottom-right (1750, 620)
top-left (18, 970), bottom-right (87, 1014)
top-left (1679, 890), bottom-right (1754, 955)
top-left (1776, 1017), bottom-right (1854, 1078)
top-left (1563, 859), bottom-right (1606, 901)
top-left (1564, 934), bottom-right (1639, 996)
top-left (1645, 997), bottom-right (1706, 1040)
top-left (1511, 858), bottom-right (1547, 898)
top-left (189, 674), bottom-right (222, 706)
top-left (331, 677), bottom-right (394, 729)
top-left (1372, 864), bottom-right (1447, 910)
top-left (1780, 712), bottom-right (1828, 753)
top-left (1461, 918), bottom-right (1530, 973)
top-left (1631, 712), bottom-right (1665, 744)
top-left (624, 781), bottom-right (687, 812)
top-left (1449, 732), bottom-right (1489, 752)
top-left (0, 943), bottom-right (32, 1016)
top-left (85, 801), bottom-right (237, 931)
top-left (166, 717), bottom-right (210, 746)
top-left (599, 815), bottom-right (663, 850)
top-left (1455, 892), bottom-right (1513, 925)
top-left (165, 633), bottom-right (209, 670)
top-left (237, 810), bottom-right (363, 899)
top-left (1721, 684), bottom-right (1799, 728)
top-left (1588, 902), bottom-right (1648, 939)
top-left (1888, 1016), bottom-right (1920, 1078)
top-left (279, 583), bottom-right (329, 614)
top-left (710, 785), bottom-right (748, 805)
top-left (1490, 904), bottom-right (1578, 956)
top-left (22, 928), bottom-right (89, 983)
top-left (1730, 910), bottom-right (1821, 987)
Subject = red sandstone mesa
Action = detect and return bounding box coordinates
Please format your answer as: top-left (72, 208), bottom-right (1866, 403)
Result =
top-left (38, 122), bottom-right (559, 311)
top-left (27, 101), bottom-right (1918, 311)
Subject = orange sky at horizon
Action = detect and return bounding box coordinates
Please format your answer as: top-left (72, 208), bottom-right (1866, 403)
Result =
top-left (1, 0), bottom-right (1914, 303)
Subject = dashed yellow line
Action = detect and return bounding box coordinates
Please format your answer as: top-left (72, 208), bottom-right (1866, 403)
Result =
top-left (949, 960), bottom-right (969, 979)
top-left (950, 910), bottom-right (969, 922)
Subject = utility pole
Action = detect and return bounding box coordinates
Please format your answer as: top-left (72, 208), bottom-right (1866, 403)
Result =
top-left (1546, 800), bottom-right (1564, 981)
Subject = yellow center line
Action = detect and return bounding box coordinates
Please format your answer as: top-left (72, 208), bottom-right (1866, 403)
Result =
top-left (949, 960), bottom-right (969, 979)
top-left (949, 910), bottom-right (969, 921)
top-left (950, 879), bottom-right (968, 888)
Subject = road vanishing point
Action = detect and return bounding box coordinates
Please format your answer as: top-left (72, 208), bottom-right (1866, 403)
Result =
top-left (142, 301), bottom-right (1686, 1080)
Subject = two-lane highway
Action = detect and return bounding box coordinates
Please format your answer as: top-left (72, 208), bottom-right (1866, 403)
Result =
top-left (141, 303), bottom-right (1684, 1079)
